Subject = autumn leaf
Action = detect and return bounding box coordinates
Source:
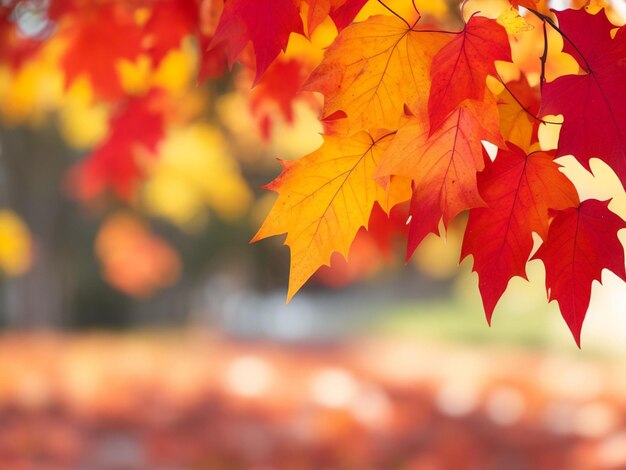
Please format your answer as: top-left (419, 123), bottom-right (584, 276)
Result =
top-left (541, 8), bottom-right (626, 188)
top-left (95, 213), bottom-right (181, 298)
top-left (210, 0), bottom-right (304, 81)
top-left (142, 123), bottom-right (251, 228)
top-left (497, 7), bottom-right (534, 35)
top-left (249, 58), bottom-right (310, 140)
top-left (302, 0), bottom-right (368, 36)
top-left (197, 0), bottom-right (227, 81)
top-left (68, 91), bottom-right (165, 201)
top-left (532, 199), bottom-right (626, 346)
top-left (497, 76), bottom-right (541, 151)
top-left (252, 130), bottom-right (410, 300)
top-left (0, 210), bottom-right (32, 277)
top-left (428, 15), bottom-right (512, 133)
top-left (143, 0), bottom-right (199, 64)
top-left (58, 3), bottom-right (143, 100)
top-left (304, 15), bottom-right (451, 133)
top-left (314, 202), bottom-right (407, 289)
top-left (376, 99), bottom-right (503, 258)
top-left (198, 34), bottom-right (228, 81)
top-left (461, 144), bottom-right (579, 322)
top-left (3, 0), bottom-right (626, 343)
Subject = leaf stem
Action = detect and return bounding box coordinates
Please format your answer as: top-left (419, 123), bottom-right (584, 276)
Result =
top-left (540, 18), bottom-right (548, 91)
top-left (411, 0), bottom-right (420, 17)
top-left (496, 74), bottom-right (562, 126)
top-left (376, 0), bottom-right (411, 29)
top-left (527, 8), bottom-right (592, 73)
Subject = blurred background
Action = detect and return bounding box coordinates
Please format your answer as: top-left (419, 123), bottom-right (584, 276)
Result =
top-left (1, 0), bottom-right (626, 468)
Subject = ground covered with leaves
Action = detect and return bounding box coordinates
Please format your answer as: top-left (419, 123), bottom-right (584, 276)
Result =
top-left (0, 333), bottom-right (624, 469)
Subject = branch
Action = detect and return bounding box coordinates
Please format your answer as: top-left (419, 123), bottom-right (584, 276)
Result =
top-left (539, 18), bottom-right (548, 91)
top-left (377, 0), bottom-right (411, 29)
top-left (496, 74), bottom-right (562, 126)
top-left (527, 8), bottom-right (592, 73)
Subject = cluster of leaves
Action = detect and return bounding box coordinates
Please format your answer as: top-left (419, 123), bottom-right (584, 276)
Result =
top-left (244, 0), bottom-right (626, 346)
top-left (1, 0), bottom-right (625, 343)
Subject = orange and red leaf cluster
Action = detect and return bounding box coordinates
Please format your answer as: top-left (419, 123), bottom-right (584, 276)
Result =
top-left (250, 3), bottom-right (626, 345)
top-left (2, 0), bottom-right (625, 343)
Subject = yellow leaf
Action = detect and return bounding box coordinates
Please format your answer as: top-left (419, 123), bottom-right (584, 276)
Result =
top-left (497, 77), bottom-right (539, 151)
top-left (0, 210), bottom-right (32, 276)
top-left (117, 54), bottom-right (152, 96)
top-left (304, 15), bottom-right (451, 133)
top-left (142, 124), bottom-right (252, 229)
top-left (151, 39), bottom-right (198, 94)
top-left (57, 78), bottom-right (109, 149)
top-left (497, 7), bottom-right (534, 34)
top-left (253, 130), bottom-right (411, 300)
top-left (0, 41), bottom-right (64, 125)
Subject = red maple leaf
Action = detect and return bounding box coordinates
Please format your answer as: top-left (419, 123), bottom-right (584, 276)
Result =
top-left (461, 144), bottom-right (579, 322)
top-left (68, 91), bottom-right (166, 201)
top-left (143, 0), bottom-right (199, 64)
top-left (314, 202), bottom-right (408, 288)
top-left (328, 0), bottom-right (368, 31)
top-left (540, 8), bottom-right (626, 188)
top-left (58, 3), bottom-right (143, 100)
top-left (497, 75), bottom-right (541, 150)
top-left (428, 15), bottom-right (511, 133)
top-left (249, 58), bottom-right (314, 139)
top-left (198, 34), bottom-right (228, 81)
top-left (302, 0), bottom-right (367, 35)
top-left (377, 99), bottom-right (503, 259)
top-left (532, 199), bottom-right (626, 346)
top-left (210, 0), bottom-right (304, 81)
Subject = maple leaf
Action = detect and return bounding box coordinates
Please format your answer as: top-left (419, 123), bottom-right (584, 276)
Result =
top-left (532, 199), bottom-right (626, 346)
top-left (313, 202), bottom-right (407, 289)
top-left (198, 34), bottom-right (228, 81)
top-left (327, 0), bottom-right (369, 31)
top-left (428, 15), bottom-right (512, 133)
top-left (143, 0), bottom-right (199, 64)
top-left (540, 8), bottom-right (626, 188)
top-left (461, 144), bottom-right (579, 322)
top-left (210, 0), bottom-right (304, 81)
top-left (68, 91), bottom-right (165, 201)
top-left (96, 213), bottom-right (181, 298)
top-left (302, 0), bottom-right (368, 36)
top-left (252, 131), bottom-right (410, 300)
top-left (304, 15), bottom-right (451, 133)
top-left (197, 0), bottom-right (228, 81)
top-left (249, 58), bottom-right (310, 140)
top-left (497, 76), bottom-right (541, 150)
top-left (376, 99), bottom-right (503, 258)
top-left (58, 3), bottom-right (143, 100)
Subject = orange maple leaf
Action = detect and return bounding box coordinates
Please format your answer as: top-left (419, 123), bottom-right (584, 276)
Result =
top-left (376, 99), bottom-right (503, 258)
top-left (304, 15), bottom-right (451, 133)
top-left (428, 15), bottom-right (511, 133)
top-left (252, 130), bottom-right (410, 300)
